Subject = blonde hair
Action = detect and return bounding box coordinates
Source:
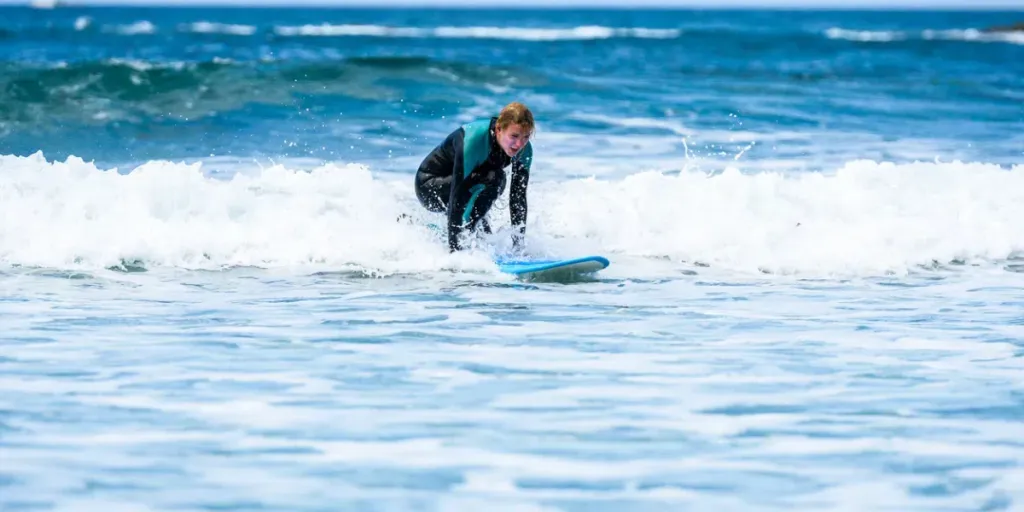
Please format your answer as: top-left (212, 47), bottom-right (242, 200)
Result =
top-left (496, 102), bottom-right (535, 134)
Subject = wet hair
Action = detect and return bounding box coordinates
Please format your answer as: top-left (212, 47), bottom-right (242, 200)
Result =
top-left (496, 102), bottom-right (535, 135)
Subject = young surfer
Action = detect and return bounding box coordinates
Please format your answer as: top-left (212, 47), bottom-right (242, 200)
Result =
top-left (413, 102), bottom-right (534, 252)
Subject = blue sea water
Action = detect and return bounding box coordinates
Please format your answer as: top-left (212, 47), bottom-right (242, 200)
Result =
top-left (1, 5), bottom-right (1023, 511)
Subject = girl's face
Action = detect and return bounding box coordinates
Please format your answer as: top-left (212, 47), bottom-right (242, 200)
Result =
top-left (496, 124), bottom-right (531, 157)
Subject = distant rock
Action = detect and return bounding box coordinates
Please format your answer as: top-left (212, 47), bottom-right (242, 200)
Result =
top-left (983, 22), bottom-right (1024, 33)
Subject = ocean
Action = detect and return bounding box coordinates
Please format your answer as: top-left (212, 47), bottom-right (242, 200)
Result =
top-left (1, 5), bottom-right (1023, 511)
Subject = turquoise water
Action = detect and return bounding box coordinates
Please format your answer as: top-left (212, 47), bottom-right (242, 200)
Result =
top-left (1, 6), bottom-right (1023, 511)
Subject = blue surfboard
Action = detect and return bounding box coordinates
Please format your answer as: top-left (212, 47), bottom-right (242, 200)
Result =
top-left (495, 255), bottom-right (610, 280)
top-left (413, 219), bottom-right (609, 279)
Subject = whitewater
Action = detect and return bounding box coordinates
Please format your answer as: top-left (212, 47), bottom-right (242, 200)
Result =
top-left (3, 152), bottom-right (1023, 277)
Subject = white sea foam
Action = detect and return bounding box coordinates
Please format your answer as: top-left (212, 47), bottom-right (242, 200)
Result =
top-left (73, 16), bottom-right (91, 31)
top-left (825, 28), bottom-right (904, 42)
top-left (536, 160), bottom-right (1024, 275)
top-left (273, 24), bottom-right (680, 41)
top-left (181, 21), bottom-right (258, 36)
top-left (106, 21), bottom-right (157, 35)
top-left (825, 27), bottom-right (1024, 45)
top-left (1, 152), bottom-right (1022, 277)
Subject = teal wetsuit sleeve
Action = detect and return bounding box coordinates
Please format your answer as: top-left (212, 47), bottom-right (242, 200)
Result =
top-left (446, 120), bottom-right (492, 252)
top-left (509, 142), bottom-right (532, 248)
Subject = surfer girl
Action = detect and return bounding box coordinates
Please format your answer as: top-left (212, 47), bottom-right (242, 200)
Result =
top-left (413, 101), bottom-right (534, 253)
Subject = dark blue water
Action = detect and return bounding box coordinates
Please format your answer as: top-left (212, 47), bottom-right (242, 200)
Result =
top-left (1, 7), bottom-right (1021, 170)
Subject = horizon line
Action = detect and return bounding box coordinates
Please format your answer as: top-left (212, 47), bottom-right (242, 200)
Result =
top-left (8, 0), bottom-right (1024, 9)
top-left (10, 2), bottom-right (1024, 9)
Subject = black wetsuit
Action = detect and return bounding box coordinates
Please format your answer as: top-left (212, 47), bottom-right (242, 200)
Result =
top-left (415, 116), bottom-right (533, 252)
